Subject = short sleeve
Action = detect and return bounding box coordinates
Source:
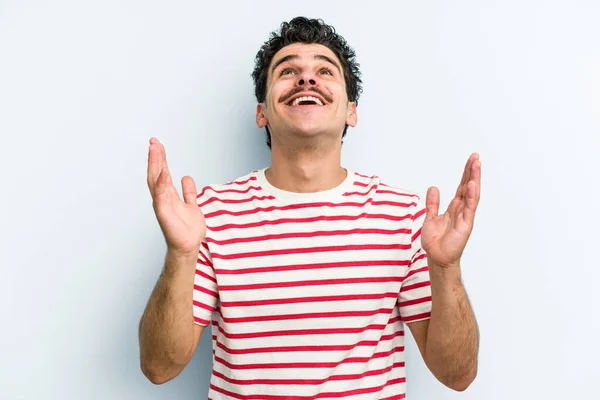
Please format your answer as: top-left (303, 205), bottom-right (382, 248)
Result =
top-left (398, 197), bottom-right (432, 323)
top-left (192, 240), bottom-right (218, 326)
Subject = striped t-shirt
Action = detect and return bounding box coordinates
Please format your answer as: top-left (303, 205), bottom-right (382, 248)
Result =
top-left (193, 167), bottom-right (432, 400)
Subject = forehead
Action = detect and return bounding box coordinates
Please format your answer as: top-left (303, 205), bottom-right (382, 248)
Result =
top-left (270, 43), bottom-right (341, 68)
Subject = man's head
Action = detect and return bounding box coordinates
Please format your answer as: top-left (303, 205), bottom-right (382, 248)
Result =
top-left (252, 17), bottom-right (363, 149)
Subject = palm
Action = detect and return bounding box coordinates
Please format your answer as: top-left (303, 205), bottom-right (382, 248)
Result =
top-left (147, 138), bottom-right (206, 255)
top-left (422, 154), bottom-right (481, 268)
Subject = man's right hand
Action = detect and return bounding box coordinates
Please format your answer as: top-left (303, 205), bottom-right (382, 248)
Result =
top-left (146, 137), bottom-right (206, 257)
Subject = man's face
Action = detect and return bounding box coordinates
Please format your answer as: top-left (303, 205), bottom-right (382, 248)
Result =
top-left (256, 43), bottom-right (357, 145)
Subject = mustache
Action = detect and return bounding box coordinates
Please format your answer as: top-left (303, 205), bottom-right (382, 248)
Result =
top-left (278, 87), bottom-right (333, 104)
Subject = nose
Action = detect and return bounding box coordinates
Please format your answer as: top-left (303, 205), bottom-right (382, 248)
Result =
top-left (298, 78), bottom-right (316, 86)
top-left (296, 70), bottom-right (317, 87)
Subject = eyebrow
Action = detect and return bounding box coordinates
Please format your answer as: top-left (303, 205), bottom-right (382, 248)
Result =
top-left (314, 54), bottom-right (341, 74)
top-left (270, 54), bottom-right (342, 75)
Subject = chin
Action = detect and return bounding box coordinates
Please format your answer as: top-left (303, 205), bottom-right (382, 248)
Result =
top-left (290, 127), bottom-right (329, 142)
top-left (290, 119), bottom-right (331, 137)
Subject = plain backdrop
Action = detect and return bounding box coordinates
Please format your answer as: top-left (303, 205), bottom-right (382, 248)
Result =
top-left (1, 0), bottom-right (599, 399)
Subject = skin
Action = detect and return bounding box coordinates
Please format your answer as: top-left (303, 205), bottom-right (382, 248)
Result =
top-left (410, 154), bottom-right (481, 391)
top-left (139, 42), bottom-right (480, 391)
top-left (256, 43), bottom-right (356, 194)
top-left (139, 140), bottom-right (205, 384)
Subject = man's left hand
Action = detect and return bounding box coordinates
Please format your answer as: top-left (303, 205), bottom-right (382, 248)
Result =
top-left (421, 153), bottom-right (481, 269)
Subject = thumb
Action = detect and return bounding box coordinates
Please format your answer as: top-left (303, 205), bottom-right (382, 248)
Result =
top-left (181, 176), bottom-right (198, 205)
top-left (425, 186), bottom-right (440, 221)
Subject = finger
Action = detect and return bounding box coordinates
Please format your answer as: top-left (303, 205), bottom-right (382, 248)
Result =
top-left (147, 141), bottom-right (163, 194)
top-left (462, 180), bottom-right (480, 226)
top-left (455, 158), bottom-right (471, 199)
top-left (154, 166), bottom-right (170, 198)
top-left (471, 158), bottom-right (481, 188)
top-left (160, 143), bottom-right (173, 186)
top-left (182, 176), bottom-right (198, 205)
top-left (425, 186), bottom-right (440, 221)
top-left (460, 154), bottom-right (474, 185)
top-left (446, 196), bottom-right (462, 220)
top-left (455, 153), bottom-right (479, 199)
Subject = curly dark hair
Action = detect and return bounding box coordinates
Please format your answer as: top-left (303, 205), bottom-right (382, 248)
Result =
top-left (251, 17), bottom-right (363, 148)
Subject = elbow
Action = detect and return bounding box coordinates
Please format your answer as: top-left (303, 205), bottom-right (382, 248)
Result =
top-left (139, 346), bottom-right (193, 385)
top-left (140, 354), bottom-right (186, 385)
top-left (141, 360), bottom-right (172, 385)
top-left (445, 367), bottom-right (477, 392)
top-left (146, 373), bottom-right (170, 386)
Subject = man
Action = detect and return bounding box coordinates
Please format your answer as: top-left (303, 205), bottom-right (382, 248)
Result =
top-left (139, 16), bottom-right (480, 399)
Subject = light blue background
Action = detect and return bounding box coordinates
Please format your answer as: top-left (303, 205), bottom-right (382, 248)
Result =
top-left (1, 1), bottom-right (599, 399)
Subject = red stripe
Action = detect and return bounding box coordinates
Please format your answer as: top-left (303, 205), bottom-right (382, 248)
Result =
top-left (406, 265), bottom-right (428, 278)
top-left (209, 376), bottom-right (406, 400)
top-left (193, 284), bottom-right (218, 298)
top-left (214, 315), bottom-right (403, 329)
top-left (205, 199), bottom-right (376, 218)
top-left (402, 311), bottom-right (431, 322)
top-left (213, 346), bottom-right (405, 369)
top-left (196, 258), bottom-right (212, 268)
top-left (214, 330), bottom-right (404, 355)
top-left (193, 316), bottom-right (210, 325)
top-left (412, 207), bottom-right (426, 221)
top-left (215, 313), bottom-right (402, 330)
top-left (220, 291), bottom-right (399, 308)
top-left (197, 251), bottom-right (213, 267)
top-left (216, 259), bottom-right (409, 276)
top-left (193, 300), bottom-right (216, 312)
top-left (400, 281), bottom-right (431, 293)
top-left (207, 227), bottom-right (410, 245)
top-left (212, 243), bottom-right (410, 260)
top-left (218, 307), bottom-right (394, 324)
top-left (343, 185), bottom-right (378, 197)
top-left (355, 172), bottom-right (374, 179)
top-left (212, 361), bottom-right (405, 385)
top-left (211, 212), bottom-right (414, 232)
top-left (378, 189), bottom-right (418, 198)
top-left (410, 252), bottom-right (427, 265)
top-left (197, 177), bottom-right (257, 199)
top-left (216, 323), bottom-right (389, 340)
top-left (411, 226), bottom-right (422, 243)
top-left (218, 276), bottom-right (404, 291)
top-left (199, 195), bottom-right (275, 208)
top-left (194, 269), bottom-right (216, 283)
top-left (224, 176), bottom-right (258, 185)
top-left (375, 200), bottom-right (417, 207)
top-left (399, 296), bottom-right (432, 308)
top-left (198, 185), bottom-right (262, 197)
top-left (380, 395), bottom-right (407, 400)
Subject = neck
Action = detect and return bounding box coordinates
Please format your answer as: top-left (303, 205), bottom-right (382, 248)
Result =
top-left (267, 137), bottom-right (346, 193)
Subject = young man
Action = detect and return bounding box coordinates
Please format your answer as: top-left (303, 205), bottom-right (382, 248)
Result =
top-left (139, 17), bottom-right (481, 399)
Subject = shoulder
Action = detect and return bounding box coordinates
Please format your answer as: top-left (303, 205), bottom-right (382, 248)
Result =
top-left (195, 169), bottom-right (260, 213)
top-left (351, 170), bottom-right (422, 204)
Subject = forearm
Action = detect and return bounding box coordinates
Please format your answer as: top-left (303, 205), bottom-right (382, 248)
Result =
top-left (425, 263), bottom-right (479, 391)
top-left (139, 251), bottom-right (198, 381)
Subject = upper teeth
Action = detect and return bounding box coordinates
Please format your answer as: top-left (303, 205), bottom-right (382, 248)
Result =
top-left (291, 96), bottom-right (323, 106)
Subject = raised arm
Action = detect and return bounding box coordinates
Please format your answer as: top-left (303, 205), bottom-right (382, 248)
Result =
top-left (408, 153), bottom-right (481, 391)
top-left (138, 138), bottom-right (207, 384)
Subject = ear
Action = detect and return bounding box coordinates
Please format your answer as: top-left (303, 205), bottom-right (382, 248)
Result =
top-left (345, 102), bottom-right (357, 127)
top-left (256, 103), bottom-right (268, 128)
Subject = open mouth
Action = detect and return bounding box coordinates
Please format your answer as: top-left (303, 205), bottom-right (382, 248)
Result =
top-left (287, 95), bottom-right (325, 107)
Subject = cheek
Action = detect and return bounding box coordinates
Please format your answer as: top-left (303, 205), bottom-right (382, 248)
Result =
top-left (267, 83), bottom-right (288, 111)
